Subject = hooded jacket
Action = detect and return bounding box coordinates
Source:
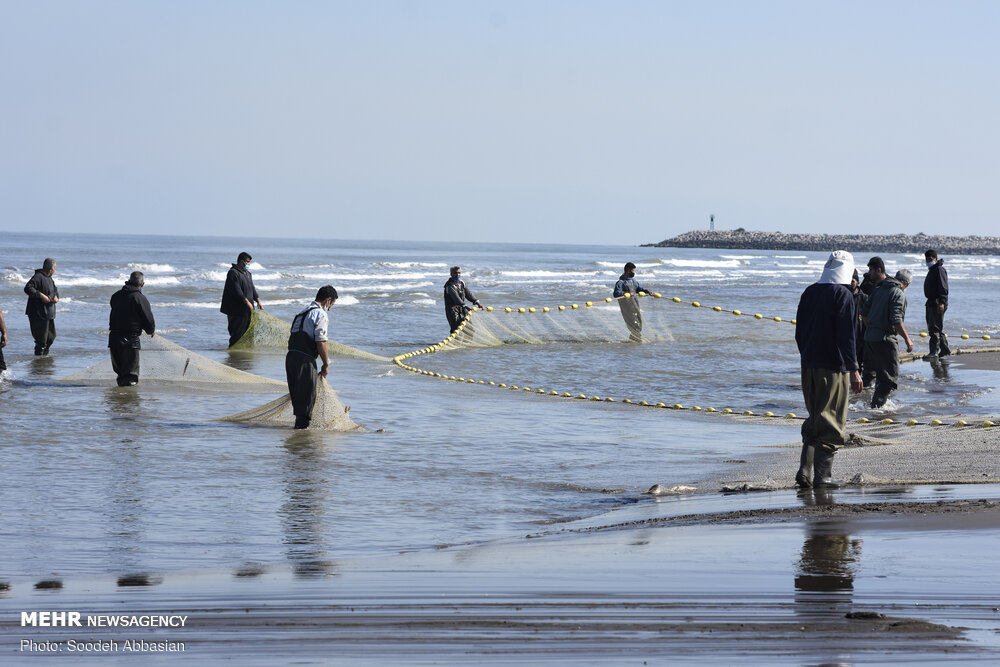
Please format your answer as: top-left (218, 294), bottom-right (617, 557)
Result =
top-left (444, 279), bottom-right (479, 309)
top-left (24, 269), bottom-right (59, 320)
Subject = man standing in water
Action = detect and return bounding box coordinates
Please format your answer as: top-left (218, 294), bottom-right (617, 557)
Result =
top-left (286, 285), bottom-right (337, 429)
top-left (444, 266), bottom-right (483, 334)
top-left (613, 262), bottom-right (651, 342)
top-left (221, 252), bottom-right (264, 347)
top-left (862, 269), bottom-right (914, 409)
top-left (24, 257), bottom-right (59, 355)
top-left (108, 271), bottom-right (156, 387)
top-left (923, 249), bottom-right (951, 359)
top-left (0, 302), bottom-right (8, 372)
top-left (794, 251), bottom-right (863, 489)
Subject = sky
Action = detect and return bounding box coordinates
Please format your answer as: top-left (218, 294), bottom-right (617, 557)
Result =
top-left (1, 1), bottom-right (998, 245)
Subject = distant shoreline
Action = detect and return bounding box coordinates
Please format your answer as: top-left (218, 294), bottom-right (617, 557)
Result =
top-left (643, 230), bottom-right (1000, 255)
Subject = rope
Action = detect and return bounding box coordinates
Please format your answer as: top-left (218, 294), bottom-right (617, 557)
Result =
top-left (393, 305), bottom-right (1000, 429)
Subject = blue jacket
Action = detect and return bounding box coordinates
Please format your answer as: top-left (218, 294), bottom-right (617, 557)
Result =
top-left (795, 283), bottom-right (858, 372)
top-left (613, 274), bottom-right (648, 298)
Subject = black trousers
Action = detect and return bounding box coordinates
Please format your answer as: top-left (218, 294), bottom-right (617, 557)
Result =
top-left (285, 352), bottom-right (318, 422)
top-left (864, 339), bottom-right (899, 397)
top-left (227, 310), bottom-right (252, 348)
top-left (0, 345), bottom-right (6, 371)
top-left (110, 345), bottom-right (140, 386)
top-left (29, 316), bottom-right (56, 355)
top-left (925, 302), bottom-right (951, 357)
top-left (446, 306), bottom-right (470, 334)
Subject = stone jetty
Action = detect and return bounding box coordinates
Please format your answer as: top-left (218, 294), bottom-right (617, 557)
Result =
top-left (644, 230), bottom-right (1000, 255)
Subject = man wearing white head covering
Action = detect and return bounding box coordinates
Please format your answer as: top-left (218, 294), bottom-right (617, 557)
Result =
top-left (794, 251), bottom-right (863, 489)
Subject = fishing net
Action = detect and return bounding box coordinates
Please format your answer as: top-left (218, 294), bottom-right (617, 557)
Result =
top-left (58, 334), bottom-right (285, 391)
top-left (230, 310), bottom-right (388, 361)
top-left (218, 377), bottom-right (363, 431)
top-left (437, 296), bottom-right (675, 350)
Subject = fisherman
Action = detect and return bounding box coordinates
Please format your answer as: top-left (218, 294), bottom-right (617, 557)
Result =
top-left (23, 258), bottom-right (59, 355)
top-left (221, 252), bottom-right (264, 347)
top-left (859, 256), bottom-right (886, 297)
top-left (923, 249), bottom-right (951, 359)
top-left (286, 285), bottom-right (337, 429)
top-left (849, 269), bottom-right (868, 382)
top-left (0, 302), bottom-right (8, 372)
top-left (862, 269), bottom-right (914, 409)
top-left (444, 266), bottom-right (483, 334)
top-left (794, 251), bottom-right (862, 489)
top-left (108, 271), bottom-right (156, 387)
top-left (613, 262), bottom-right (651, 342)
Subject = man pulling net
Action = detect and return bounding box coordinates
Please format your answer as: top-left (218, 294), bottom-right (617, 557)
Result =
top-left (286, 285), bottom-right (337, 429)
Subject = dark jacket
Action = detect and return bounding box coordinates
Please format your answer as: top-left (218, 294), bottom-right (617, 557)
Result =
top-left (859, 272), bottom-right (880, 296)
top-left (851, 288), bottom-right (868, 360)
top-left (795, 283), bottom-right (858, 373)
top-left (613, 274), bottom-right (649, 298)
top-left (24, 269), bottom-right (59, 320)
top-left (923, 260), bottom-right (948, 307)
top-left (444, 279), bottom-right (479, 309)
top-left (109, 284), bottom-right (155, 348)
top-left (220, 264), bottom-right (259, 315)
top-left (862, 277), bottom-right (907, 342)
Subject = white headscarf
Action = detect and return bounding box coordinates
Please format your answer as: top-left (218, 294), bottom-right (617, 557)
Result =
top-left (817, 250), bottom-right (855, 285)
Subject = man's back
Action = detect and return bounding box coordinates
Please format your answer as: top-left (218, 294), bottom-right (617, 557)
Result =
top-left (795, 283), bottom-right (857, 372)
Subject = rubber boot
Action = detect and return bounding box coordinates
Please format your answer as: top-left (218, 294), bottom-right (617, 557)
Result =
top-left (813, 446), bottom-right (841, 489)
top-left (795, 443), bottom-right (814, 489)
top-left (293, 415), bottom-right (311, 430)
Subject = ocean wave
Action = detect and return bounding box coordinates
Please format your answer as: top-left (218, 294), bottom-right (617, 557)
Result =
top-left (126, 262), bottom-right (176, 273)
top-left (499, 270), bottom-right (603, 278)
top-left (297, 272), bottom-right (430, 282)
top-left (2, 272), bottom-right (28, 283)
top-left (379, 261), bottom-right (448, 269)
top-left (412, 298), bottom-right (436, 306)
top-left (719, 255), bottom-right (765, 260)
top-left (660, 259), bottom-right (742, 268)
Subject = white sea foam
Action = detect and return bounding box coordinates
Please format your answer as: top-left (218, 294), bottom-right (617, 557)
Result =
top-left (499, 270), bottom-right (602, 278)
top-left (381, 261), bottom-right (448, 269)
top-left (127, 263), bottom-right (176, 273)
top-left (2, 272), bottom-right (28, 283)
top-left (412, 298), bottom-right (436, 306)
top-left (660, 259), bottom-right (742, 268)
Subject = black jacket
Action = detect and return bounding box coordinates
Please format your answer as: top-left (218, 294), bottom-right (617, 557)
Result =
top-left (24, 269), bottom-right (59, 320)
top-left (220, 264), bottom-right (259, 315)
top-left (444, 279), bottom-right (479, 309)
top-left (795, 283), bottom-right (858, 373)
top-left (109, 284), bottom-right (155, 348)
top-left (923, 260), bottom-right (949, 307)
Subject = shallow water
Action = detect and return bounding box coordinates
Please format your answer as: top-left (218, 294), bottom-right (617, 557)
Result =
top-left (2, 235), bottom-right (999, 582)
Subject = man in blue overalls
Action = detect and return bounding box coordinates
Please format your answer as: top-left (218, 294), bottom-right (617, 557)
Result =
top-left (286, 285), bottom-right (337, 429)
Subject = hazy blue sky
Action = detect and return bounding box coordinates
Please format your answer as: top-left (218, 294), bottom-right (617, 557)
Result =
top-left (2, 1), bottom-right (997, 244)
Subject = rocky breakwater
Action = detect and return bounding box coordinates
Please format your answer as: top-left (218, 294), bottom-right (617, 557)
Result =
top-left (645, 231), bottom-right (1000, 255)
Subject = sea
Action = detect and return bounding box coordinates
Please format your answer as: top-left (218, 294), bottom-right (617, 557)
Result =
top-left (2, 233), bottom-right (1000, 581)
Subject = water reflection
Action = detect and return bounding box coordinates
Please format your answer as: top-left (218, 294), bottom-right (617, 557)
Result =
top-left (104, 386), bottom-right (141, 420)
top-left (794, 489), bottom-right (863, 624)
top-left (280, 431), bottom-right (336, 578)
top-left (225, 350), bottom-right (258, 373)
top-left (29, 355), bottom-right (56, 377)
top-left (929, 357), bottom-right (951, 381)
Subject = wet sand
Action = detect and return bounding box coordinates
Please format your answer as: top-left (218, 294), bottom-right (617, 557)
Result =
top-left (3, 484), bottom-right (1000, 664)
top-left (3, 356), bottom-right (1000, 664)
